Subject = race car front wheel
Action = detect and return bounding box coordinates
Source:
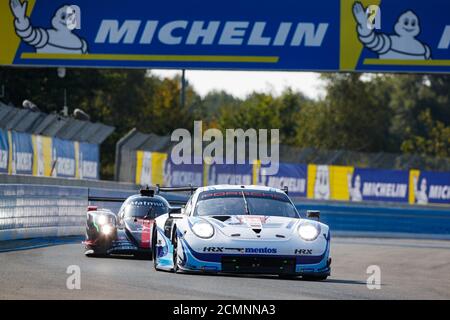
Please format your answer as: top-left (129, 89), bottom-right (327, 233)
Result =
top-left (152, 226), bottom-right (158, 270)
top-left (172, 228), bottom-right (179, 273)
top-left (84, 249), bottom-right (106, 258)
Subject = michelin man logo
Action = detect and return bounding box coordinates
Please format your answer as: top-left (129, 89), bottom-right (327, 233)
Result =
top-left (10, 0), bottom-right (88, 54)
top-left (314, 165), bottom-right (330, 200)
top-left (413, 176), bottom-right (428, 205)
top-left (353, 1), bottom-right (431, 60)
top-left (348, 173), bottom-right (363, 202)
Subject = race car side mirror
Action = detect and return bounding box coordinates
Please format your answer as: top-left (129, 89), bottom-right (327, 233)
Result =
top-left (306, 210), bottom-right (320, 221)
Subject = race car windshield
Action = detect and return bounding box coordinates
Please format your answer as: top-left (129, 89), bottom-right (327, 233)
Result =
top-left (124, 200), bottom-right (168, 218)
top-left (194, 191), bottom-right (299, 218)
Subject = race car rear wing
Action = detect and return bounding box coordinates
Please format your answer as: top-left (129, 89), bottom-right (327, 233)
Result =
top-left (156, 185), bottom-right (198, 195)
top-left (87, 196), bottom-right (128, 202)
top-left (87, 187), bottom-right (191, 206)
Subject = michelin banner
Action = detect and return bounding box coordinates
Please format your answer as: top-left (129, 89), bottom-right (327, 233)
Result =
top-left (348, 167), bottom-right (409, 203)
top-left (9, 131), bottom-right (33, 175)
top-left (52, 137), bottom-right (76, 178)
top-left (0, 129), bottom-right (100, 179)
top-left (32, 134), bottom-right (52, 176)
top-left (206, 163), bottom-right (253, 186)
top-left (135, 152), bottom-right (450, 205)
top-left (1, 0), bottom-right (450, 72)
top-left (77, 142), bottom-right (100, 179)
top-left (258, 162), bottom-right (307, 198)
top-left (0, 129), bottom-right (8, 173)
top-left (307, 165), bottom-right (354, 201)
top-left (410, 170), bottom-right (450, 205)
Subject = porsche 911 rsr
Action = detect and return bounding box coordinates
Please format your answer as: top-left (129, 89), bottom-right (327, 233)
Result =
top-left (83, 188), bottom-right (181, 258)
top-left (152, 185), bottom-right (331, 280)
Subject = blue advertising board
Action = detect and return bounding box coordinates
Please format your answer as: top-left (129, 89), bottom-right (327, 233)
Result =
top-left (411, 170), bottom-right (450, 205)
top-left (52, 137), bottom-right (76, 178)
top-left (207, 163), bottom-right (253, 186)
top-left (259, 163), bottom-right (307, 197)
top-left (1, 0), bottom-right (450, 73)
top-left (0, 129), bottom-right (8, 173)
top-left (78, 142), bottom-right (99, 179)
top-left (348, 167), bottom-right (410, 203)
top-left (10, 131), bottom-right (33, 175)
top-left (165, 157), bottom-right (204, 187)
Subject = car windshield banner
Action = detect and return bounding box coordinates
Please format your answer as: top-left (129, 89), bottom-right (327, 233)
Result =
top-left (1, 0), bottom-right (450, 72)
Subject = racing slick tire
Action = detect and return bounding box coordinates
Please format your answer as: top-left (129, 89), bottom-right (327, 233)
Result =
top-left (152, 226), bottom-right (158, 270)
top-left (172, 227), bottom-right (179, 273)
top-left (278, 274), bottom-right (299, 280)
top-left (84, 249), bottom-right (106, 258)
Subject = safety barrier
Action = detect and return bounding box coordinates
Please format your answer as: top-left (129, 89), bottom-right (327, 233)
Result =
top-left (0, 183), bottom-right (189, 241)
top-left (1, 183), bottom-right (450, 242)
top-left (296, 201), bottom-right (450, 240)
top-left (0, 184), bottom-right (88, 241)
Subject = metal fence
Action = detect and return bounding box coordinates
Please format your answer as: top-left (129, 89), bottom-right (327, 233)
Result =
top-left (282, 147), bottom-right (450, 172)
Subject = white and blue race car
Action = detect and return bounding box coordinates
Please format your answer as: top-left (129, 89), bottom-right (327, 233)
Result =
top-left (152, 185), bottom-right (331, 280)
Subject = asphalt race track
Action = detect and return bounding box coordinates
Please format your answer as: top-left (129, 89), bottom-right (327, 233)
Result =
top-left (1, 237), bottom-right (450, 300)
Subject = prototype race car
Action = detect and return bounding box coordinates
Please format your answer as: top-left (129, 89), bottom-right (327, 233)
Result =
top-left (152, 185), bottom-right (331, 280)
top-left (83, 188), bottom-right (182, 258)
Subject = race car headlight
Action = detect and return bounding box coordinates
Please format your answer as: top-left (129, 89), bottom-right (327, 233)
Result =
top-left (101, 224), bottom-right (114, 235)
top-left (298, 223), bottom-right (320, 241)
top-left (191, 221), bottom-right (214, 239)
top-left (97, 215), bottom-right (108, 225)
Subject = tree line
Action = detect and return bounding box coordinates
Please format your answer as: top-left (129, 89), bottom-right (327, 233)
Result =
top-left (1, 68), bottom-right (449, 179)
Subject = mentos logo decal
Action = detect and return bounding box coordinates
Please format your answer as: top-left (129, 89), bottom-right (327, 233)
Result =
top-left (203, 247), bottom-right (278, 254)
top-left (245, 247), bottom-right (277, 254)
